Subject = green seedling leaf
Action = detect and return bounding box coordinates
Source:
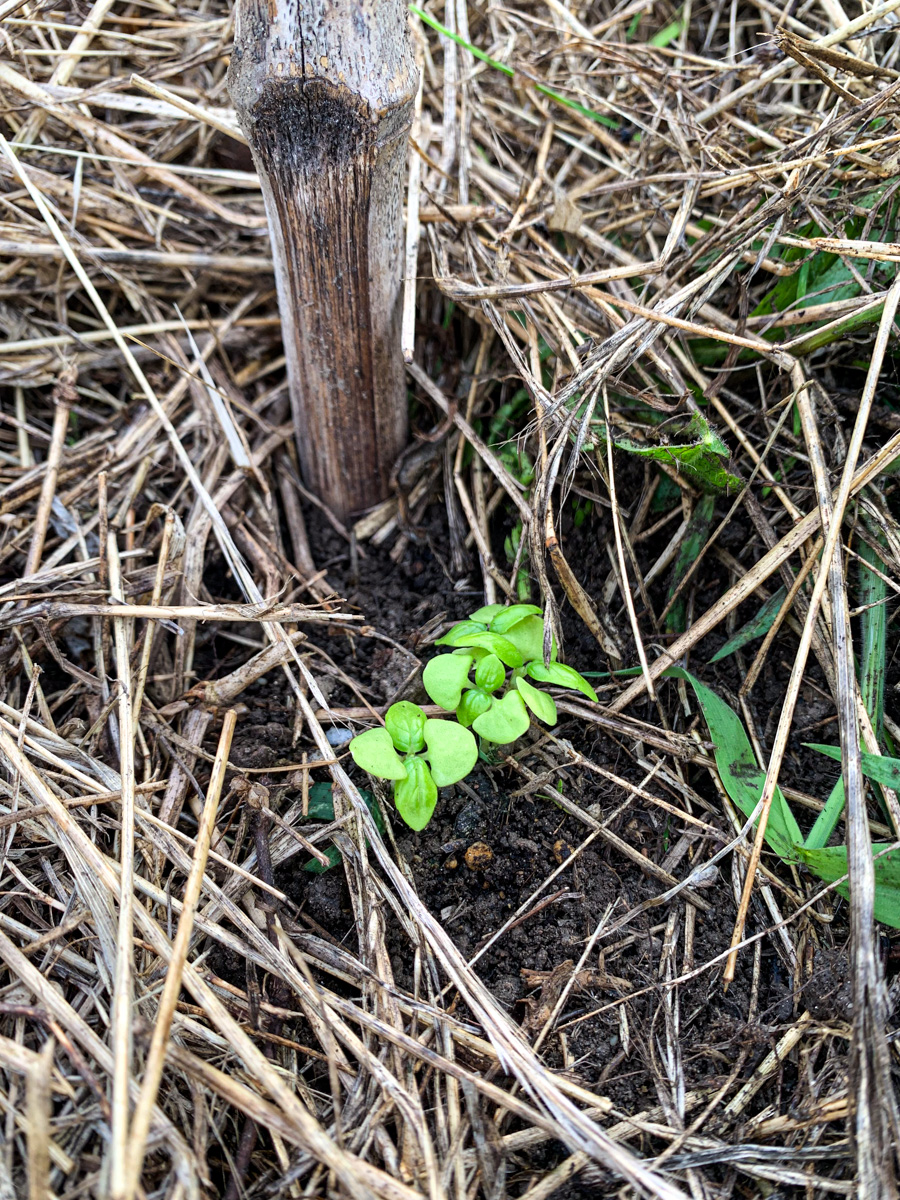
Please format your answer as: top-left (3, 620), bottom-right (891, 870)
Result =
top-left (859, 531), bottom-right (888, 741)
top-left (475, 653), bottom-right (505, 692)
top-left (304, 780), bottom-right (340, 822)
top-left (649, 16), bottom-right (683, 46)
top-left (304, 846), bottom-right (342, 874)
top-left (503, 614), bottom-right (549, 662)
top-left (423, 653), bottom-right (473, 710)
top-left (665, 493), bottom-right (716, 634)
top-left (349, 727), bottom-right (408, 781)
top-left (457, 687), bottom-right (494, 727)
top-left (423, 718), bottom-right (478, 786)
top-left (436, 619), bottom-right (488, 646)
top-left (804, 776), bottom-right (845, 851)
top-left (797, 843), bottom-right (900, 929)
top-left (393, 756), bottom-right (438, 831)
top-left (807, 743), bottom-right (900, 792)
top-left (473, 689), bottom-right (531, 743)
top-left (515, 676), bottom-right (557, 725)
top-left (384, 701), bottom-right (426, 753)
top-left (488, 604), bottom-right (542, 633)
top-left (526, 661), bottom-right (598, 703)
top-left (667, 668), bottom-right (802, 859)
top-left (469, 604), bottom-right (506, 623)
top-left (302, 783), bottom-right (383, 872)
top-left (448, 631), bottom-right (524, 667)
top-left (709, 587), bottom-right (787, 662)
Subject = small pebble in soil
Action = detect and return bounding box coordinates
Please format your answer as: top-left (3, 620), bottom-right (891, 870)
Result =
top-left (464, 842), bottom-right (493, 871)
top-left (326, 727), bottom-right (354, 747)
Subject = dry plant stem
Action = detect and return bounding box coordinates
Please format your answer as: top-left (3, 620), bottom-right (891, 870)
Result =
top-left (108, 533), bottom-right (136, 1196)
top-left (227, 0), bottom-right (417, 519)
top-left (22, 378), bottom-right (72, 580)
top-left (739, 538), bottom-right (824, 698)
top-left (26, 1035), bottom-right (54, 1200)
top-left (131, 508), bottom-right (174, 729)
top-left (603, 386), bottom-right (655, 699)
top-left (14, 0), bottom-right (117, 146)
top-left (123, 710), bottom-right (237, 1200)
top-left (0, 718), bottom-right (405, 1200)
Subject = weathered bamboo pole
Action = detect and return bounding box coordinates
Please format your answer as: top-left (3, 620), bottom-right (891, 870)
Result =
top-left (228, 0), bottom-right (417, 519)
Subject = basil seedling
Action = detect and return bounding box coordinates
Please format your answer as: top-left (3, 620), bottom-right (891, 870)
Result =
top-left (349, 701), bottom-right (477, 830)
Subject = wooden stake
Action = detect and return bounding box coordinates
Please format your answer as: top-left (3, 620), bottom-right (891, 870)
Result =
top-left (228, 0), bottom-right (417, 519)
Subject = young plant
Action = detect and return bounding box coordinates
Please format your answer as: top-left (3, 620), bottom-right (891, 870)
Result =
top-left (423, 604), bottom-right (598, 744)
top-left (349, 701), bottom-right (477, 831)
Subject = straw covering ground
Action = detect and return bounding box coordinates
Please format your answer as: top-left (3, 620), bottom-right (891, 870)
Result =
top-left (2, 0), bottom-right (900, 1195)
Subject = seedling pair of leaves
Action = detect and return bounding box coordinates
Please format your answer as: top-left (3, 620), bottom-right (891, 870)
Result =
top-left (349, 702), bottom-right (477, 831)
top-left (422, 603), bottom-right (597, 744)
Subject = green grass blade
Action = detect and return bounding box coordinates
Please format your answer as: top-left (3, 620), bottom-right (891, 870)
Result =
top-left (409, 5), bottom-right (619, 129)
top-left (798, 843), bottom-right (900, 929)
top-left (665, 494), bottom-right (716, 634)
top-left (859, 530), bottom-right (888, 741)
top-left (803, 776), bottom-right (845, 850)
top-left (664, 667), bottom-right (802, 857)
top-left (709, 586), bottom-right (787, 663)
top-left (807, 743), bottom-right (900, 791)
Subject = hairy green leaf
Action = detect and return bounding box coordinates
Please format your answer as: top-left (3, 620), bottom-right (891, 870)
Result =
top-left (591, 413), bottom-right (742, 492)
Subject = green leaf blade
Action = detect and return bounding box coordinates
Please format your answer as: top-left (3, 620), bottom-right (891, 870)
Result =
top-left (393, 757), bottom-right (438, 831)
top-left (349, 727), bottom-right (408, 781)
top-left (384, 701), bottom-right (427, 754)
top-left (423, 718), bottom-right (478, 786)
top-left (709, 587), bottom-right (787, 663)
top-left (473, 690), bottom-right (530, 744)
top-left (423, 653), bottom-right (473, 711)
top-left (515, 677), bottom-right (557, 725)
top-left (526, 661), bottom-right (598, 702)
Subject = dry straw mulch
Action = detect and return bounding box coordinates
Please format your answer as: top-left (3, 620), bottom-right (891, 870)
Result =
top-left (1, 0), bottom-right (900, 1196)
